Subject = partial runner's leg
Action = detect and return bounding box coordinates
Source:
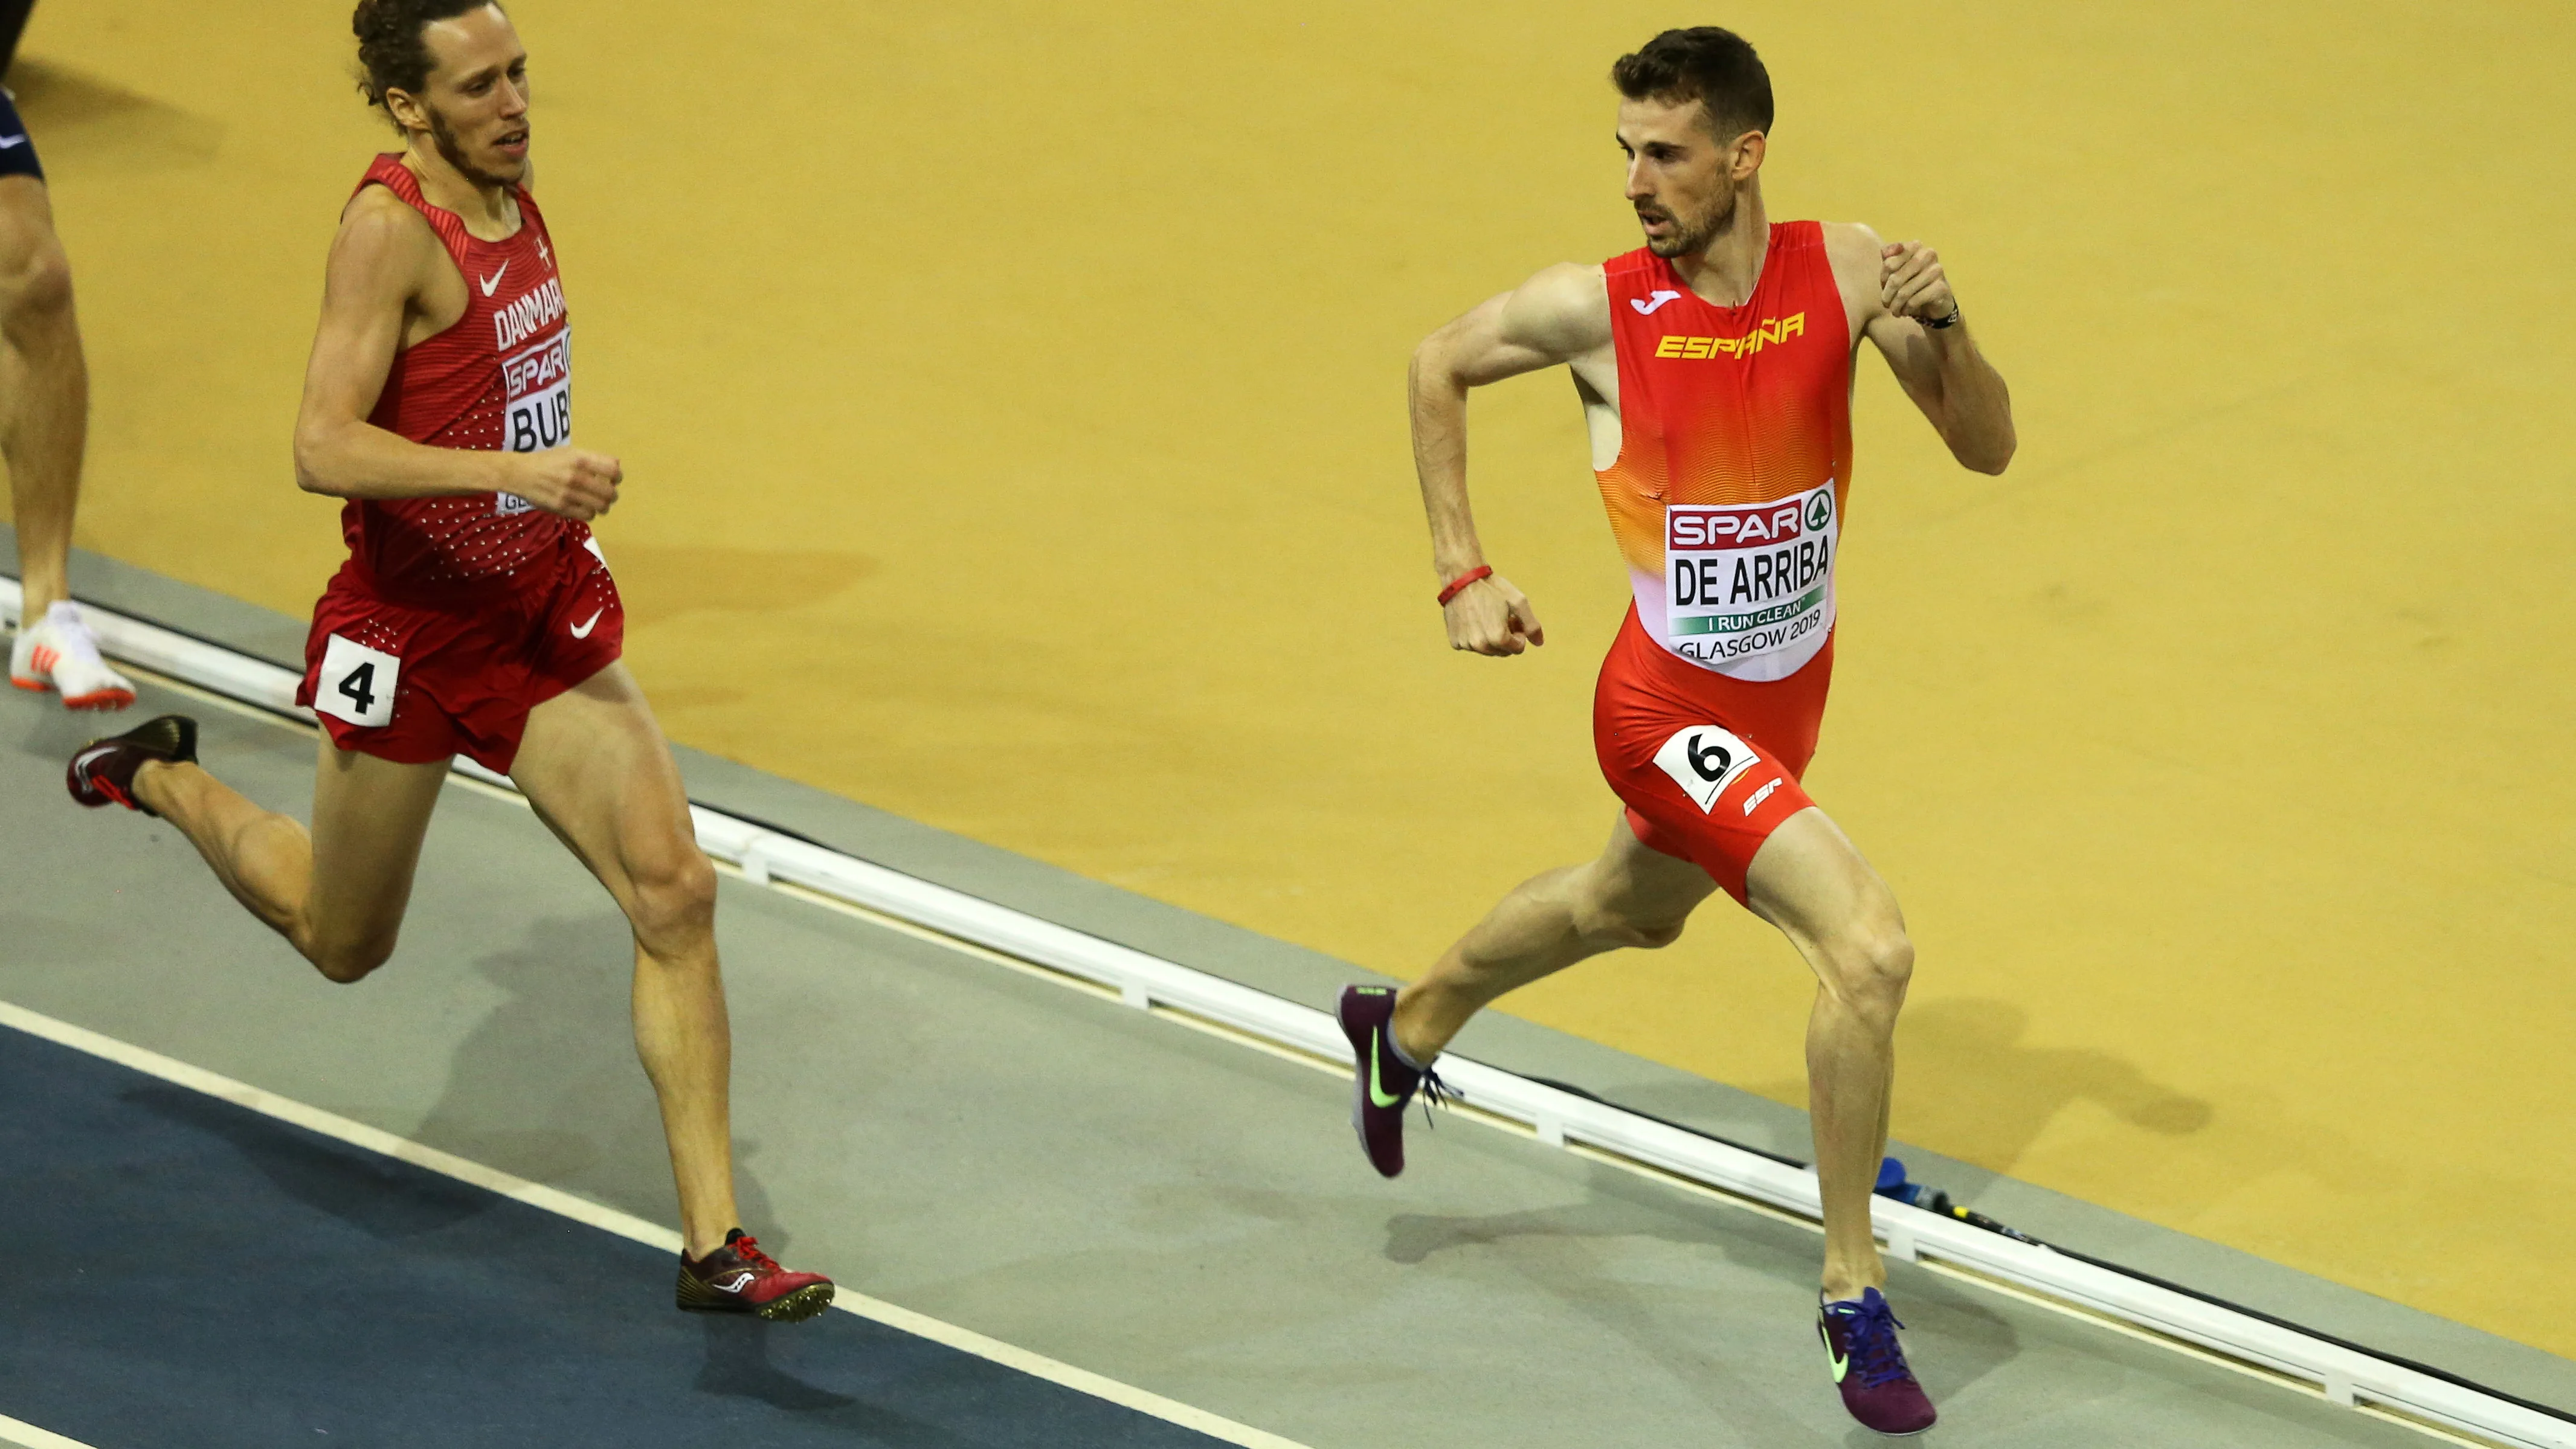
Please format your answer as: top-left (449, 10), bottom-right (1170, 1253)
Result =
top-left (0, 175), bottom-right (85, 620)
top-left (1393, 812), bottom-right (1716, 1062)
top-left (510, 662), bottom-right (738, 1258)
top-left (135, 734), bottom-right (449, 982)
top-left (1744, 806), bottom-right (1914, 1302)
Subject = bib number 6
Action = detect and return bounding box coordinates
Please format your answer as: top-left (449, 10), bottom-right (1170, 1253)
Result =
top-left (1652, 723), bottom-right (1762, 813)
top-left (314, 633), bottom-right (400, 728)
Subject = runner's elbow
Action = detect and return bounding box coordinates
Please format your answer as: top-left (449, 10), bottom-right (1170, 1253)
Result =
top-left (1409, 328), bottom-right (1480, 399)
top-left (1954, 426), bottom-right (2015, 475)
top-left (292, 429), bottom-right (352, 497)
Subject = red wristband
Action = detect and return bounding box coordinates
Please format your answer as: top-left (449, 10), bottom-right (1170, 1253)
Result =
top-left (1437, 565), bottom-right (1492, 606)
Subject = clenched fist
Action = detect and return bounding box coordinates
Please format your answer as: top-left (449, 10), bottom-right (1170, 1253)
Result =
top-left (507, 447), bottom-right (623, 521)
top-left (1880, 241), bottom-right (1959, 327)
top-left (1444, 573), bottom-right (1546, 656)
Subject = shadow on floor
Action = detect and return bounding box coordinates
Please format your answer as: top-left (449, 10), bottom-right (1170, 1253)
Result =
top-left (1382, 1158), bottom-right (2024, 1444)
top-left (407, 914), bottom-right (789, 1255)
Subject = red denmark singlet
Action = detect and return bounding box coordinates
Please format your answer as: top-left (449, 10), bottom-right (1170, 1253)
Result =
top-left (344, 155), bottom-right (585, 605)
top-left (1596, 222), bottom-right (1852, 683)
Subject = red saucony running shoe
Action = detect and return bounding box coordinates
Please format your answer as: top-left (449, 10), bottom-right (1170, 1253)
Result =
top-left (677, 1229), bottom-right (834, 1323)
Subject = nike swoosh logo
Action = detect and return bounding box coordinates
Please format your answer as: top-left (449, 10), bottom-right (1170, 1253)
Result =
top-left (1631, 289), bottom-right (1681, 315)
top-left (1829, 1346), bottom-right (1850, 1383)
top-left (478, 262), bottom-right (509, 296)
top-left (1368, 1034), bottom-right (1403, 1108)
top-left (568, 607), bottom-right (605, 639)
top-left (0, 135), bottom-right (26, 149)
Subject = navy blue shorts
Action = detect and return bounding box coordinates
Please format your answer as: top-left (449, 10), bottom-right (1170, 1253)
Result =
top-left (0, 89), bottom-right (40, 183)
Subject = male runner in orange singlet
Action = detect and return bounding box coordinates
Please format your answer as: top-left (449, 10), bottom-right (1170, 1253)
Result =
top-left (1336, 28), bottom-right (2014, 1435)
top-left (64, 0), bottom-right (832, 1319)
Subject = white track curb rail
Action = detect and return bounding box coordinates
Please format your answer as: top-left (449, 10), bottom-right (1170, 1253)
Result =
top-left (11, 576), bottom-right (2571, 1449)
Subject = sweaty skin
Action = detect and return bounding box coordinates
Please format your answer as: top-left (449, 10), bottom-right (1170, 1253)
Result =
top-left (1397, 94), bottom-right (2014, 1305)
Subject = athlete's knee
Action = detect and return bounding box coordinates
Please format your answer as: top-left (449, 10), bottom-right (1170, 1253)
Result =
top-left (308, 932), bottom-right (397, 985)
top-left (627, 844), bottom-right (718, 945)
top-left (0, 226), bottom-right (74, 336)
top-left (1821, 916), bottom-right (1914, 1022)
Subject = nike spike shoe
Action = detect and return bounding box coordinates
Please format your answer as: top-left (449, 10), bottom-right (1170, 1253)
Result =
top-left (677, 1229), bottom-right (835, 1322)
top-left (1336, 984), bottom-right (1454, 1178)
top-left (1818, 1287), bottom-right (1937, 1435)
top-left (11, 600), bottom-right (136, 710)
top-left (66, 714), bottom-right (197, 816)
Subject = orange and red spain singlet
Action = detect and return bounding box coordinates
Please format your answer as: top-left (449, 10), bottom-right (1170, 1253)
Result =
top-left (1590, 222), bottom-right (1851, 902)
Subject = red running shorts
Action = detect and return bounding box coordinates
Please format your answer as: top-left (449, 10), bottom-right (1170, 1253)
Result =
top-left (1594, 603), bottom-right (1832, 905)
top-left (294, 538), bottom-right (625, 774)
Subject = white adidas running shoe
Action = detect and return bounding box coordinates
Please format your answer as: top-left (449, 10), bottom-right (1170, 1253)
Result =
top-left (10, 600), bottom-right (135, 711)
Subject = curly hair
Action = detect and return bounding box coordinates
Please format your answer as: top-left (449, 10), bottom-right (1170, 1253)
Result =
top-left (1611, 27), bottom-right (1773, 142)
top-left (352, 0), bottom-right (501, 119)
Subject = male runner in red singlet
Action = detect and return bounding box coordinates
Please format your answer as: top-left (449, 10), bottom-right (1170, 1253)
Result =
top-left (1336, 29), bottom-right (2014, 1435)
top-left (63, 0), bottom-right (832, 1319)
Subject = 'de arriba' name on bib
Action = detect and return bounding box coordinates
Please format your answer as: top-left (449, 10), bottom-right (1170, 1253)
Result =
top-left (1663, 486), bottom-right (1837, 667)
top-left (493, 329), bottom-right (570, 516)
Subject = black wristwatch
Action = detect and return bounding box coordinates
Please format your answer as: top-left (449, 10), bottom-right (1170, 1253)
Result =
top-left (1922, 304), bottom-right (1962, 331)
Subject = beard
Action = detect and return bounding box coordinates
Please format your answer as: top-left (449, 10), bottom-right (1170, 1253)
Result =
top-left (1643, 188), bottom-right (1737, 259)
top-left (426, 105), bottom-right (518, 188)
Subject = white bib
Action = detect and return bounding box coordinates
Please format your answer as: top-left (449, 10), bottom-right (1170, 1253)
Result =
top-left (1657, 485), bottom-right (1837, 680)
top-left (496, 329), bottom-right (570, 515)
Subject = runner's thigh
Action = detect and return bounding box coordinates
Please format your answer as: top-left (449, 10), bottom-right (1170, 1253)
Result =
top-left (304, 734), bottom-right (451, 959)
top-left (1600, 810), bottom-right (1725, 923)
top-left (1742, 805), bottom-right (1902, 960)
top-left (509, 661), bottom-right (695, 911)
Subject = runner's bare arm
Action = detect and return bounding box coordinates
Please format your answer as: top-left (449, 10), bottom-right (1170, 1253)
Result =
top-left (1827, 222), bottom-right (2015, 475)
top-left (1409, 263), bottom-right (1611, 655)
top-left (291, 191), bottom-right (620, 520)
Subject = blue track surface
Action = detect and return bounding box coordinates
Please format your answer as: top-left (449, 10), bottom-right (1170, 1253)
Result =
top-left (0, 1023), bottom-right (1235, 1448)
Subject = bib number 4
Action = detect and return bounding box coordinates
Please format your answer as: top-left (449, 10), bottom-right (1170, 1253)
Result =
top-left (314, 633), bottom-right (399, 728)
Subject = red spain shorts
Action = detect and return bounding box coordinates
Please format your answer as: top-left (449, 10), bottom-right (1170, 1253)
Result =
top-left (1594, 603), bottom-right (1833, 905)
top-left (294, 538), bottom-right (625, 774)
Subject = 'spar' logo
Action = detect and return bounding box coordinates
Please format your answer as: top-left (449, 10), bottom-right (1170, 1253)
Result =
top-left (1655, 312), bottom-right (1805, 359)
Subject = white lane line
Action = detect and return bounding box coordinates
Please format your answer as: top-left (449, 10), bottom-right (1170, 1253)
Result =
top-left (0, 1412), bottom-right (101, 1449)
top-left (15, 580), bottom-right (2571, 1449)
top-left (0, 998), bottom-right (1310, 1449)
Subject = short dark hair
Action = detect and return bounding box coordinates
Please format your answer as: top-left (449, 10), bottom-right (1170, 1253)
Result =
top-left (352, 0), bottom-right (500, 117)
top-left (1611, 27), bottom-right (1773, 141)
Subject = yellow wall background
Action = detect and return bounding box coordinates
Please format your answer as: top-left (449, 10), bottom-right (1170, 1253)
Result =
top-left (19, 2), bottom-right (2571, 1352)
